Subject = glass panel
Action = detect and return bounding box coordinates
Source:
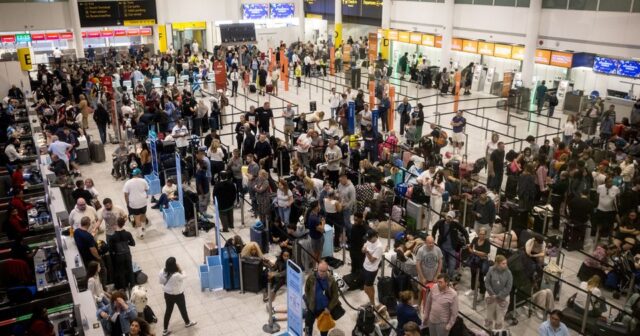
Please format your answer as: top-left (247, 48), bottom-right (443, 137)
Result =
top-left (634, 0), bottom-right (640, 12)
top-left (542, 0), bottom-right (568, 9)
top-left (569, 0), bottom-right (598, 10)
top-left (517, 0), bottom-right (531, 6)
top-left (495, 0), bottom-right (517, 6)
top-left (599, 0), bottom-right (632, 12)
top-left (474, 0), bottom-right (494, 4)
top-left (455, 0), bottom-right (473, 3)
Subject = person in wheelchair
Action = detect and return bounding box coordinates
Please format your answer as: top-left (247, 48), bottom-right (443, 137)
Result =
top-left (112, 142), bottom-right (129, 179)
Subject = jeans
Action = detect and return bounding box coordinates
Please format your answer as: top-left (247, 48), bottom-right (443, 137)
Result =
top-left (548, 105), bottom-right (555, 118)
top-left (157, 193), bottom-right (171, 208)
top-left (163, 292), bottom-right (191, 330)
top-left (442, 247), bottom-right (457, 279)
top-left (379, 110), bottom-right (388, 132)
top-left (97, 123), bottom-right (107, 144)
top-left (198, 191), bottom-right (210, 213)
top-left (278, 206), bottom-right (291, 225)
top-left (330, 107), bottom-right (337, 120)
top-left (231, 81), bottom-right (238, 96)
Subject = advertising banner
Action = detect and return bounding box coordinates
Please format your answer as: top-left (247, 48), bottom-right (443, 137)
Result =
top-left (502, 72), bottom-right (513, 98)
top-left (17, 48), bottom-right (32, 71)
top-left (213, 60), bottom-right (227, 91)
top-left (368, 32), bottom-right (378, 62)
top-left (270, 3), bottom-right (295, 19)
top-left (242, 4), bottom-right (269, 20)
top-left (286, 260), bottom-right (303, 336)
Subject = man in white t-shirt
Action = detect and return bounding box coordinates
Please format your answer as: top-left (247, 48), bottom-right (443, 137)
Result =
top-left (97, 198), bottom-right (127, 238)
top-left (362, 230), bottom-right (383, 306)
top-left (69, 198), bottom-right (98, 234)
top-left (53, 48), bottom-right (62, 65)
top-left (296, 130), bottom-right (313, 170)
top-left (360, 103), bottom-right (373, 130)
top-left (123, 168), bottom-right (149, 239)
top-left (328, 87), bottom-right (341, 119)
top-left (595, 177), bottom-right (619, 239)
top-left (172, 119), bottom-right (190, 156)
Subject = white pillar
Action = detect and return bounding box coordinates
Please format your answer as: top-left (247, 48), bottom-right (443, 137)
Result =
top-left (296, 0), bottom-right (305, 43)
top-left (153, 0), bottom-right (165, 53)
top-left (67, 0), bottom-right (84, 59)
top-left (440, 0), bottom-right (455, 69)
top-left (522, 0), bottom-right (542, 88)
top-left (334, 0), bottom-right (342, 48)
top-left (381, 0), bottom-right (391, 29)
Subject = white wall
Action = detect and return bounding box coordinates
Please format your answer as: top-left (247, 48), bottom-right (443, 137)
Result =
top-left (570, 67), bottom-right (640, 98)
top-left (0, 2), bottom-right (70, 31)
top-left (163, 0), bottom-right (232, 23)
top-left (0, 62), bottom-right (30, 98)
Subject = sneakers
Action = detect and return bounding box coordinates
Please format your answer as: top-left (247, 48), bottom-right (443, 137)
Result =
top-left (162, 330), bottom-right (171, 336)
top-left (185, 321), bottom-right (197, 328)
top-left (465, 290), bottom-right (473, 296)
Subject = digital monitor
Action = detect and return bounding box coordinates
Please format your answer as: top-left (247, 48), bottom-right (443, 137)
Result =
top-left (617, 60), bottom-right (640, 78)
top-left (270, 3), bottom-right (295, 19)
top-left (242, 3), bottom-right (269, 20)
top-left (593, 56), bottom-right (619, 75)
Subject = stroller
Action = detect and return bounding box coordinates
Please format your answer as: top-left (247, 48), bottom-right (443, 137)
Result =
top-left (606, 251), bottom-right (640, 298)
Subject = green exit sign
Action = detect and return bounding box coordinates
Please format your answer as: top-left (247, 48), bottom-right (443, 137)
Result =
top-left (16, 34), bottom-right (31, 43)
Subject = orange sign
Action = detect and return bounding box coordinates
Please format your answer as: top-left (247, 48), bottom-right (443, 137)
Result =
top-left (435, 36), bottom-right (443, 48)
top-left (398, 31), bottom-right (410, 43)
top-left (410, 32), bottom-right (422, 44)
top-left (502, 72), bottom-right (513, 97)
top-left (451, 38), bottom-right (462, 51)
top-left (478, 42), bottom-right (494, 56)
top-left (494, 44), bottom-right (513, 59)
top-left (421, 34), bottom-right (435, 47)
top-left (101, 30), bottom-right (114, 37)
top-left (139, 28), bottom-right (152, 36)
top-left (462, 40), bottom-right (478, 53)
top-left (511, 46), bottom-right (525, 60)
top-left (388, 30), bottom-right (398, 41)
top-left (535, 49), bottom-right (551, 64)
top-left (213, 60), bottom-right (227, 90)
top-left (550, 51), bottom-right (573, 68)
top-left (368, 32), bottom-right (378, 62)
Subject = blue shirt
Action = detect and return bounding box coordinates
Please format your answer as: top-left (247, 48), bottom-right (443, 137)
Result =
top-left (48, 140), bottom-right (71, 160)
top-left (538, 320), bottom-right (569, 336)
top-left (307, 213), bottom-right (322, 240)
top-left (314, 277), bottom-right (330, 312)
top-left (73, 228), bottom-right (97, 264)
top-left (452, 116), bottom-right (466, 133)
top-left (396, 303), bottom-right (421, 336)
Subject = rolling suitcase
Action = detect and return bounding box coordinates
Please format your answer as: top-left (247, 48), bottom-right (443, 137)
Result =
top-left (377, 276), bottom-right (397, 316)
top-left (266, 84), bottom-right (274, 93)
top-left (249, 83), bottom-right (257, 93)
top-left (76, 148), bottom-right (90, 165)
top-left (562, 221), bottom-right (586, 251)
top-left (241, 258), bottom-right (264, 293)
top-left (221, 246), bottom-right (240, 290)
top-left (250, 225), bottom-right (269, 254)
top-left (89, 140), bottom-right (105, 163)
top-left (321, 224), bottom-right (334, 258)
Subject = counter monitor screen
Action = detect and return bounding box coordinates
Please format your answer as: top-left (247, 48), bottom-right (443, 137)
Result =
top-left (242, 4), bottom-right (269, 20)
top-left (593, 56), bottom-right (619, 75)
top-left (270, 3), bottom-right (295, 19)
top-left (617, 60), bottom-right (640, 78)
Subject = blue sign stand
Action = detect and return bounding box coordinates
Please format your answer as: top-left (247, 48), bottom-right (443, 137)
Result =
top-left (145, 129), bottom-right (161, 195)
top-left (372, 109), bottom-right (379, 136)
top-left (162, 153), bottom-right (185, 227)
top-left (284, 260), bottom-right (304, 336)
top-left (348, 101), bottom-right (355, 135)
top-left (202, 198), bottom-right (224, 291)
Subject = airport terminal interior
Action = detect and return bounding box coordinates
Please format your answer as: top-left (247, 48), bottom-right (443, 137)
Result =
top-left (0, 0), bottom-right (639, 335)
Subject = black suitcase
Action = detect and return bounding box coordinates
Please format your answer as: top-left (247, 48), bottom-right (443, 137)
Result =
top-left (76, 148), bottom-right (90, 165)
top-left (344, 272), bottom-right (364, 291)
top-left (562, 221), bottom-right (586, 251)
top-left (448, 159), bottom-right (460, 178)
top-left (89, 140), bottom-right (105, 163)
top-left (377, 276), bottom-right (397, 316)
top-left (249, 83), bottom-right (257, 93)
top-left (241, 258), bottom-right (264, 293)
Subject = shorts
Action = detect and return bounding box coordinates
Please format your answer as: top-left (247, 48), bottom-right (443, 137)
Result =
top-left (311, 237), bottom-right (324, 255)
top-left (452, 132), bottom-right (465, 144)
top-left (128, 206), bottom-right (147, 216)
top-left (362, 269), bottom-right (378, 286)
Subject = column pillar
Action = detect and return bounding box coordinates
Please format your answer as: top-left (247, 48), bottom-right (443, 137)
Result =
top-left (67, 0), bottom-right (84, 59)
top-left (440, 0), bottom-right (455, 68)
top-left (334, 0), bottom-right (342, 49)
top-left (153, 0), bottom-right (166, 53)
top-left (296, 0), bottom-right (305, 42)
top-left (380, 0), bottom-right (391, 60)
top-left (522, 0), bottom-right (542, 88)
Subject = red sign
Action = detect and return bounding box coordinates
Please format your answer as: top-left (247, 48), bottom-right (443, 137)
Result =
top-left (32, 33), bottom-right (45, 41)
top-left (139, 28), bottom-right (152, 36)
top-left (81, 32), bottom-right (87, 38)
top-left (45, 33), bottom-right (60, 40)
top-left (101, 30), bottom-right (114, 37)
top-left (60, 32), bottom-right (73, 40)
top-left (114, 30), bottom-right (127, 37)
top-left (435, 36), bottom-right (443, 48)
top-left (100, 76), bottom-right (113, 94)
top-left (87, 31), bottom-right (101, 38)
top-left (1, 35), bottom-right (16, 43)
top-left (213, 60), bottom-right (227, 91)
top-left (127, 29), bottom-right (139, 36)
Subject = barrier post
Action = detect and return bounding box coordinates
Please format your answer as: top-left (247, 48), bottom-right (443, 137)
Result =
top-left (580, 291), bottom-right (592, 334)
top-left (278, 151), bottom-right (283, 178)
top-left (462, 198), bottom-right (468, 230)
top-left (506, 218), bottom-right (513, 249)
top-left (193, 202), bottom-right (199, 237)
top-left (472, 269), bottom-right (480, 310)
top-left (388, 86), bottom-right (395, 133)
top-left (262, 281), bottom-right (281, 333)
top-left (240, 197), bottom-right (246, 227)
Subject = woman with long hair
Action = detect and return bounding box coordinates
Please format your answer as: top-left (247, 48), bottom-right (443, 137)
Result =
top-left (254, 170), bottom-right (272, 224)
top-left (208, 139), bottom-right (225, 183)
top-left (159, 257), bottom-right (196, 335)
top-left (139, 142), bottom-right (152, 175)
top-left (87, 261), bottom-right (110, 306)
top-left (129, 318), bottom-right (153, 336)
top-left (573, 275), bottom-right (606, 317)
top-left (97, 291), bottom-right (137, 336)
top-left (563, 114), bottom-right (577, 145)
top-left (276, 179), bottom-right (294, 226)
top-left (27, 306), bottom-right (54, 336)
top-left (428, 171), bottom-right (445, 228)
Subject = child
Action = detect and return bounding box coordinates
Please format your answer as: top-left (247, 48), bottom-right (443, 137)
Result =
top-left (124, 113), bottom-right (133, 144)
top-left (294, 63), bottom-right (302, 88)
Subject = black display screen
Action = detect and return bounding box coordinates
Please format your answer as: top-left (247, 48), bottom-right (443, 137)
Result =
top-left (78, 0), bottom-right (157, 27)
top-left (305, 0), bottom-right (380, 19)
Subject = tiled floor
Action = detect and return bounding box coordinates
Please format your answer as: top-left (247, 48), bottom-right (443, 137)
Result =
top-left (77, 76), bottom-right (619, 336)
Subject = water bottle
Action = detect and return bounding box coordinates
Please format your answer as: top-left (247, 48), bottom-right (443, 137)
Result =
top-left (74, 254), bottom-right (80, 268)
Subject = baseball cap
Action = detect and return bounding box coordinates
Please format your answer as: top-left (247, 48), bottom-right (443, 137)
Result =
top-left (132, 168), bottom-right (142, 176)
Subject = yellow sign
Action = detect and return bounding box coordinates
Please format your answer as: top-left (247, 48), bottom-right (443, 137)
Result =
top-left (398, 31), bottom-right (410, 43)
top-left (388, 30), bottom-right (398, 41)
top-left (171, 21), bottom-right (206, 30)
top-left (306, 14), bottom-right (323, 19)
top-left (335, 22), bottom-right (343, 49)
top-left (421, 34), bottom-right (435, 47)
top-left (380, 29), bottom-right (390, 60)
top-left (512, 46), bottom-right (525, 60)
top-left (409, 32), bottom-right (422, 44)
top-left (158, 25), bottom-right (167, 53)
top-left (124, 19), bottom-right (156, 26)
top-left (17, 48), bottom-right (32, 71)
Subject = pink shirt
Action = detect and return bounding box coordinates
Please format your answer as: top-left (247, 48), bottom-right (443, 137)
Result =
top-left (423, 285), bottom-right (459, 330)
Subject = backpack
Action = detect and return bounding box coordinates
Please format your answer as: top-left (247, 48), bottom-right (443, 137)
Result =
top-left (353, 305), bottom-right (376, 335)
top-left (182, 219), bottom-right (198, 237)
top-left (435, 129), bottom-right (448, 147)
top-left (549, 95), bottom-right (559, 107)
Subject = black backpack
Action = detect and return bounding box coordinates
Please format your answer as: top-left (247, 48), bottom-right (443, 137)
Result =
top-left (353, 305), bottom-right (376, 335)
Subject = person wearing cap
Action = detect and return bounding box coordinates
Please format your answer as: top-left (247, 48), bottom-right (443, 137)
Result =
top-left (123, 168), bottom-right (149, 239)
top-left (362, 229), bottom-right (383, 306)
top-left (432, 211), bottom-right (468, 280)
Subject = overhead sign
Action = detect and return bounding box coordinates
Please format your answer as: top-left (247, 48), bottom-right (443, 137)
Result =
top-left (15, 34), bottom-right (31, 43)
top-left (494, 44), bottom-right (512, 59)
top-left (1, 35), bottom-right (16, 43)
top-left (550, 51), bottom-right (573, 68)
top-left (77, 0), bottom-right (157, 27)
top-left (388, 30), bottom-right (398, 41)
top-left (17, 48), bottom-right (32, 71)
top-left (270, 3), bottom-right (295, 19)
top-left (409, 32), bottom-right (421, 44)
top-left (421, 34), bottom-right (435, 47)
top-left (618, 60), bottom-right (640, 78)
top-left (512, 46), bottom-right (525, 60)
top-left (535, 49), bottom-right (551, 64)
top-left (172, 21), bottom-right (206, 30)
top-left (478, 42), bottom-right (494, 56)
top-left (462, 40), bottom-right (478, 53)
top-left (398, 31), bottom-right (410, 43)
top-left (242, 4), bottom-right (269, 20)
top-left (451, 38), bottom-right (462, 51)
